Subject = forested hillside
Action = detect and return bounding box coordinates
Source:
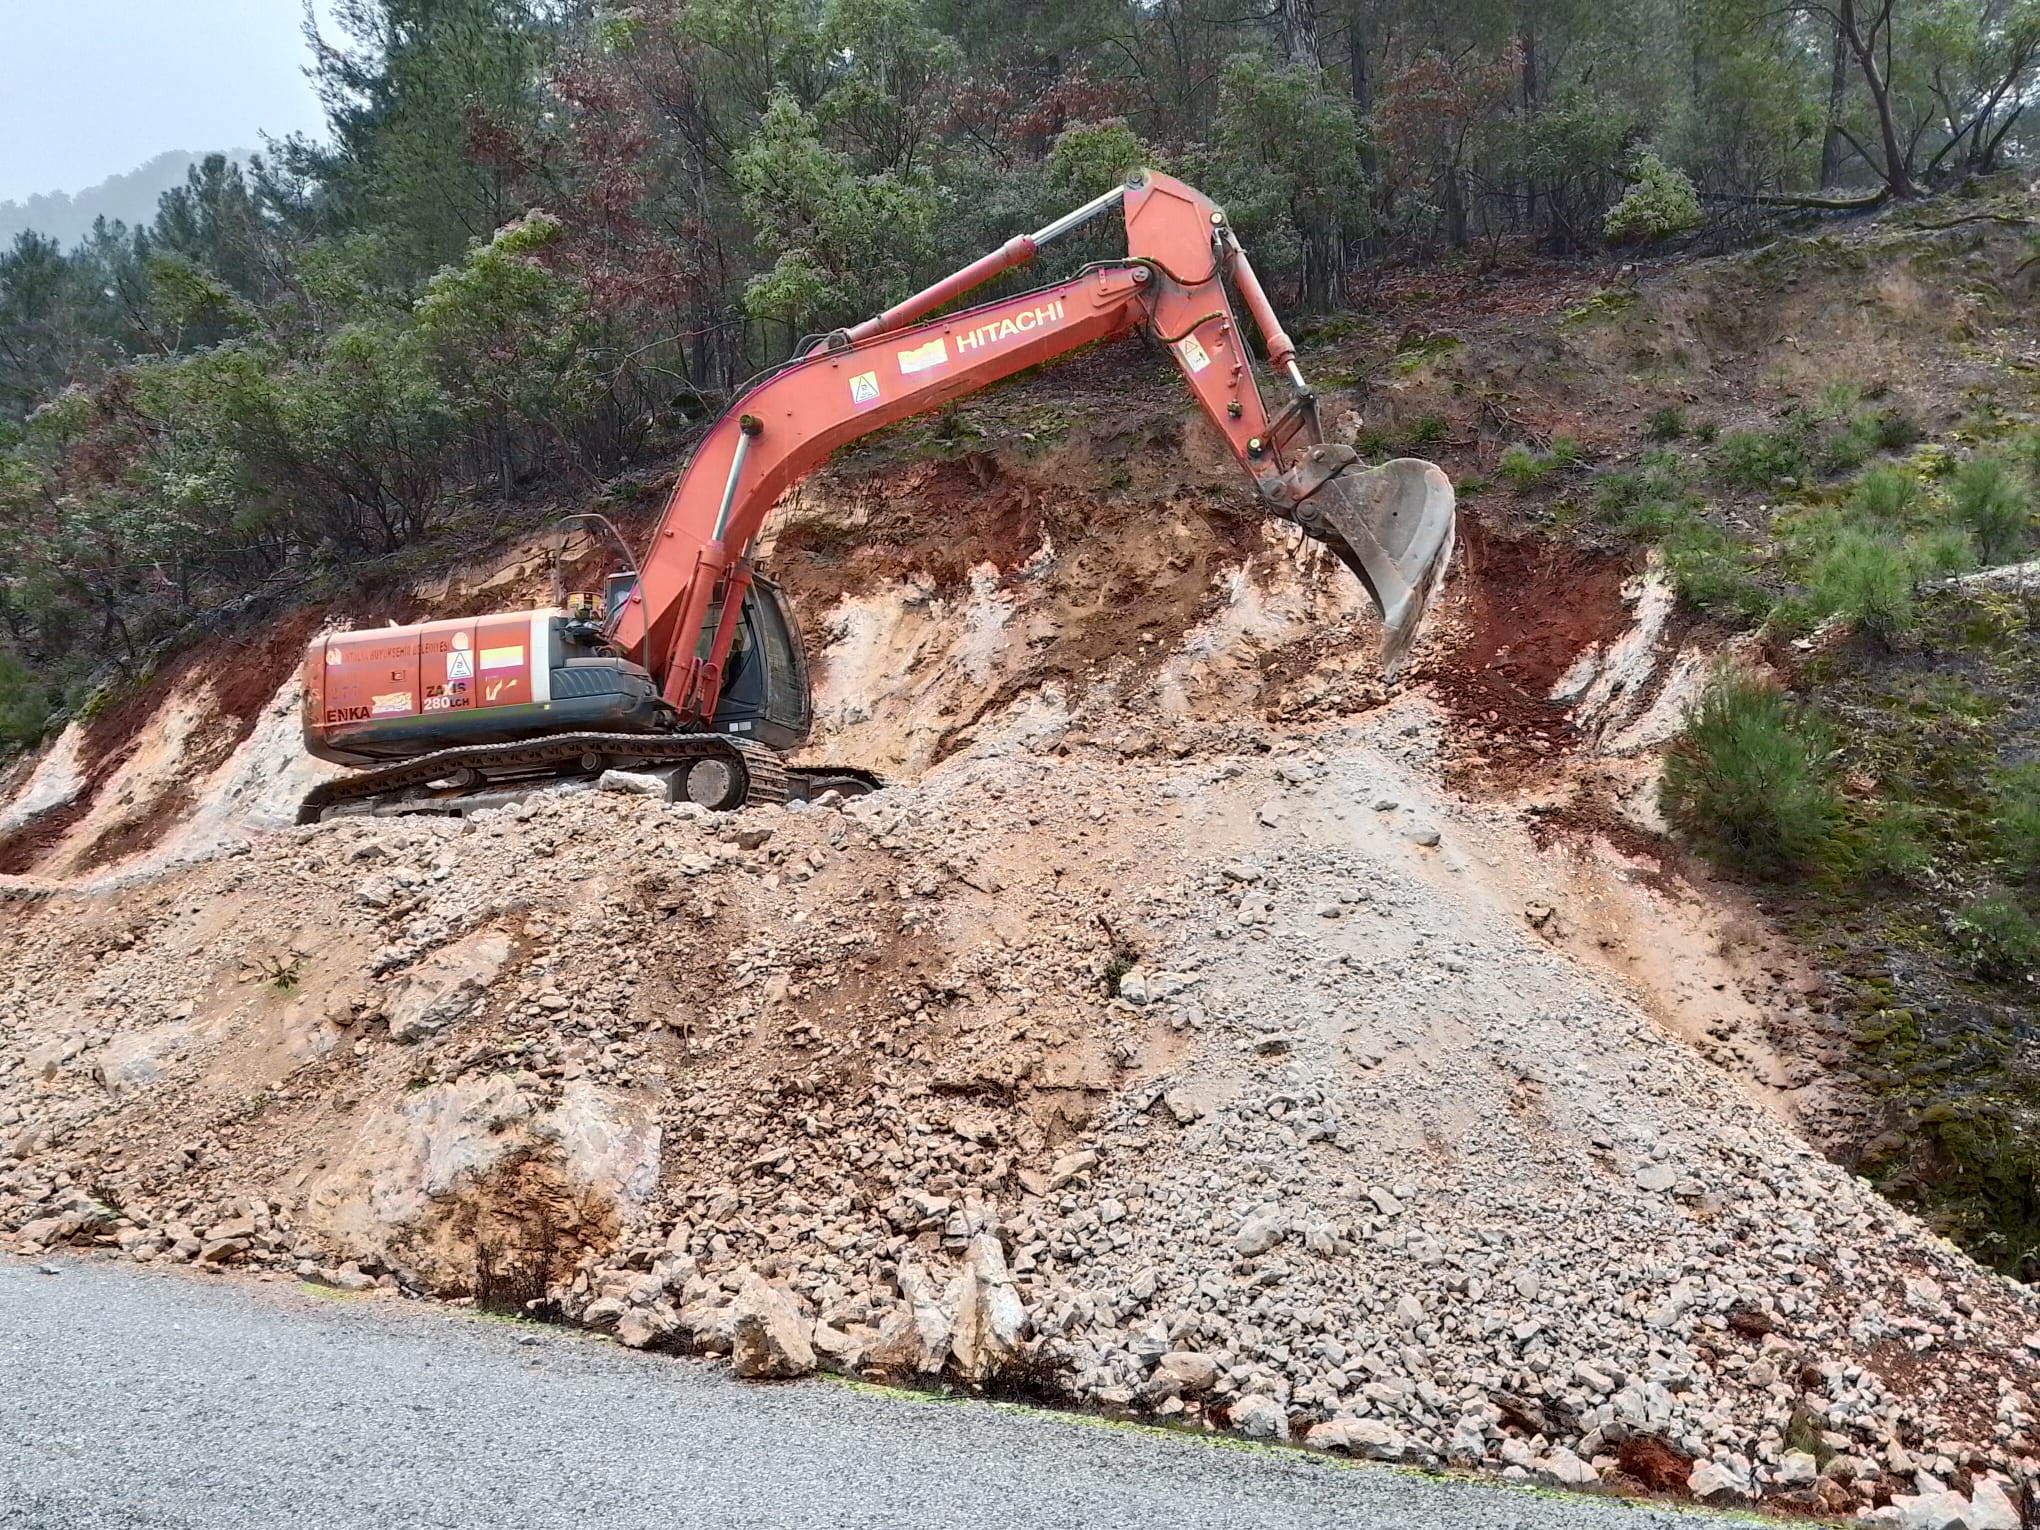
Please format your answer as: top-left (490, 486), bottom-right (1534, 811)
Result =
top-left (1, 0), bottom-right (2036, 748)
top-left (0, 152), bottom-right (258, 252)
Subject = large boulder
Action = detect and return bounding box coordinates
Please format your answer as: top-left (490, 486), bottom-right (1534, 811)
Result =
top-left (729, 1272), bottom-right (815, 1380)
top-left (386, 929), bottom-right (513, 1043)
top-left (946, 1232), bottom-right (1027, 1384)
top-left (1231, 1394), bottom-right (1289, 1441)
top-left (861, 1261), bottom-right (951, 1378)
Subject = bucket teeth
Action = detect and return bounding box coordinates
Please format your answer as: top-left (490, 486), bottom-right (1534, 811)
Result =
top-left (1301, 458), bottom-right (1457, 678)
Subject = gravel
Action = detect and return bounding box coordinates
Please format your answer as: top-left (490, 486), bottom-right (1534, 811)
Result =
top-left (0, 1257), bottom-right (1765, 1530)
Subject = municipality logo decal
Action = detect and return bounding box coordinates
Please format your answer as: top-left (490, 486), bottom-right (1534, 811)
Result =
top-left (849, 371), bottom-right (880, 405)
top-left (897, 338), bottom-right (948, 375)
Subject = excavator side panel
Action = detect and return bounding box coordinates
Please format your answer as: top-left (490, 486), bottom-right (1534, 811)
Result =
top-left (306, 612), bottom-right (561, 764)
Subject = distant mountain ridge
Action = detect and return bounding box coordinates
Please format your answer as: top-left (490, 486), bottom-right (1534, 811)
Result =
top-left (0, 150), bottom-right (256, 249)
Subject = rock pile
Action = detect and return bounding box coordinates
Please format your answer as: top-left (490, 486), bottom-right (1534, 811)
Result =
top-left (5, 696), bottom-right (2039, 1517)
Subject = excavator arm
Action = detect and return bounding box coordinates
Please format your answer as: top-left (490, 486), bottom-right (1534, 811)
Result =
top-left (615, 170), bottom-right (1455, 725)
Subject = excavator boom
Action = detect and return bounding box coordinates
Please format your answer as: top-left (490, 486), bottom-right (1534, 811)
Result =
top-left (300, 171), bottom-right (1455, 818)
top-left (615, 170), bottom-right (1456, 725)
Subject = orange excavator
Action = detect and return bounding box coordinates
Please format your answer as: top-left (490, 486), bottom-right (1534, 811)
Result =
top-left (298, 171), bottom-right (1455, 820)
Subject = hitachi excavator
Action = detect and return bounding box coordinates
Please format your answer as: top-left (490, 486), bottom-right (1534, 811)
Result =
top-left (297, 171), bottom-right (1456, 821)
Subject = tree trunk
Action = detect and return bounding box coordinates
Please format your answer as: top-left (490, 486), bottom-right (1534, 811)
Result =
top-left (1521, 22), bottom-right (1543, 245)
top-left (1837, 0), bottom-right (1919, 197)
top-left (1819, 23), bottom-right (1850, 187)
top-left (1279, 0), bottom-right (1322, 70)
top-left (1347, 0), bottom-right (1376, 180)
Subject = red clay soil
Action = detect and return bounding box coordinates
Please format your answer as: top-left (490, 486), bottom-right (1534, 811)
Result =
top-left (1419, 518), bottom-right (1634, 782)
top-left (774, 455), bottom-right (1057, 607)
top-left (0, 605), bottom-right (332, 876)
top-left (1615, 1434), bottom-right (1697, 1492)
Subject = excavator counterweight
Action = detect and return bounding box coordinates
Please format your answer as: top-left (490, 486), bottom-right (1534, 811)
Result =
top-left (300, 171), bottom-right (1457, 820)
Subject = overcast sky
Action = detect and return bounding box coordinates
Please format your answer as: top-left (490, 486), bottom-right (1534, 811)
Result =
top-left (0, 0), bottom-right (344, 203)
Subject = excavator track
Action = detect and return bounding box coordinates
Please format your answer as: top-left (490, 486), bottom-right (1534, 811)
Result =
top-left (297, 732), bottom-right (792, 824)
top-left (784, 764), bottom-right (885, 799)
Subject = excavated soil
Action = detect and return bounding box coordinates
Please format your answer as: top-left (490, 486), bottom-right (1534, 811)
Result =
top-left (9, 208), bottom-right (2040, 1522)
top-left (1420, 523), bottom-right (1635, 784)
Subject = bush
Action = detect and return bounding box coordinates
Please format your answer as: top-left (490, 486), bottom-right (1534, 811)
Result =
top-left (1661, 520), bottom-right (1767, 621)
top-left (1949, 894), bottom-right (2040, 982)
top-left (1645, 406), bottom-right (1687, 441)
top-left (1850, 466), bottom-right (1923, 527)
top-left (1996, 765), bottom-right (2040, 880)
top-left (0, 650), bottom-right (60, 754)
top-left (1497, 443), bottom-right (1552, 488)
top-left (1855, 798), bottom-right (1934, 881)
top-left (1713, 427), bottom-right (1806, 490)
top-left (1905, 526), bottom-right (1976, 579)
top-left (1807, 531), bottom-right (1914, 641)
top-left (1660, 673), bottom-right (1840, 877)
top-left (1603, 151), bottom-right (1703, 243)
top-left (1949, 454), bottom-right (2032, 564)
top-left (1812, 414), bottom-right (1879, 477)
top-left (1593, 469), bottom-right (1645, 517)
top-left (1869, 406), bottom-right (1923, 452)
top-left (1547, 435), bottom-right (1583, 467)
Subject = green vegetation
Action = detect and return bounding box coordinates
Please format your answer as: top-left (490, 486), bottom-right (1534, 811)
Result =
top-left (1603, 152), bottom-right (1703, 244)
top-left (1994, 765), bottom-right (2040, 881)
top-left (1644, 406), bottom-right (1688, 442)
top-left (1949, 894), bottom-right (2040, 982)
top-left (1806, 532), bottom-right (1914, 643)
top-left (1495, 437), bottom-right (1582, 490)
top-left (1659, 674), bottom-right (1839, 878)
top-left (1949, 454), bottom-right (2033, 563)
top-left (0, 0), bottom-right (2031, 745)
top-left (1712, 426), bottom-right (1807, 490)
top-left (1658, 580), bottom-right (2040, 1271)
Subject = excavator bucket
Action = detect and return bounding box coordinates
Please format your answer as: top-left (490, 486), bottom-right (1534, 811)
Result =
top-left (1302, 458), bottom-right (1457, 678)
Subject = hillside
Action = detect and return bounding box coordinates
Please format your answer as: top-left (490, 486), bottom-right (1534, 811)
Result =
top-left (4, 192), bottom-right (2040, 1522)
top-left (0, 150), bottom-right (254, 248)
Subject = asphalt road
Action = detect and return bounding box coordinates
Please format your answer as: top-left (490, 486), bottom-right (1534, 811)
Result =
top-left (1, 1257), bottom-right (1766, 1529)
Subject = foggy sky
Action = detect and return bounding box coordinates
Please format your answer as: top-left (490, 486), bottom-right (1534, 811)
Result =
top-left (0, 0), bottom-right (342, 203)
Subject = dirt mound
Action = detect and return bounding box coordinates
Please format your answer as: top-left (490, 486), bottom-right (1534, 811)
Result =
top-left (7, 690), bottom-right (2040, 1513)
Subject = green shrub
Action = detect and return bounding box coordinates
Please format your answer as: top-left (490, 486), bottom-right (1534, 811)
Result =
top-left (1645, 406), bottom-right (1687, 442)
top-left (1813, 381), bottom-right (1861, 420)
top-left (1497, 443), bottom-right (1552, 489)
top-left (1660, 673), bottom-right (1840, 877)
top-left (1813, 415), bottom-right (1879, 477)
top-left (1949, 454), bottom-right (2032, 564)
top-left (1547, 435), bottom-right (1583, 467)
top-left (1850, 466), bottom-right (1923, 527)
top-left (1855, 798), bottom-right (1934, 881)
top-left (1807, 531), bottom-right (1914, 641)
top-left (1869, 406), bottom-right (1923, 452)
top-left (1622, 498), bottom-right (1696, 540)
top-left (1603, 151), bottom-right (1704, 243)
top-left (1401, 415), bottom-right (1450, 452)
top-left (1995, 765), bottom-right (2040, 880)
top-left (0, 650), bottom-right (60, 754)
top-left (1593, 469), bottom-right (1645, 517)
top-left (2014, 429), bottom-right (2040, 485)
top-left (1691, 418), bottom-right (1720, 444)
top-left (1713, 427), bottom-right (1806, 490)
top-left (1661, 520), bottom-right (1768, 621)
top-left (1905, 526), bottom-right (1976, 580)
top-left (1949, 894), bottom-right (2040, 982)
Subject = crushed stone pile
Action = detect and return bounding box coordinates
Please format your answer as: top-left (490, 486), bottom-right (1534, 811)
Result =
top-left (5, 697), bottom-right (2038, 1522)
